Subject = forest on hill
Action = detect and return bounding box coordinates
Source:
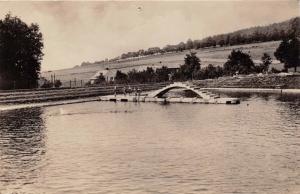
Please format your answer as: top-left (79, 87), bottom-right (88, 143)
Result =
top-left (82, 17), bottom-right (299, 66)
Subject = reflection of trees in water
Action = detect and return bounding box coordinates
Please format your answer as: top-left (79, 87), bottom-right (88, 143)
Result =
top-left (276, 94), bottom-right (300, 121)
top-left (217, 91), bottom-right (252, 100)
top-left (0, 107), bottom-right (46, 187)
top-left (277, 94), bottom-right (300, 103)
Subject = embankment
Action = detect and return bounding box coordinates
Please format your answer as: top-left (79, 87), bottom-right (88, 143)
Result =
top-left (1, 74), bottom-right (299, 106)
top-left (0, 82), bottom-right (169, 105)
top-left (193, 74), bottom-right (300, 89)
top-left (192, 74), bottom-right (300, 94)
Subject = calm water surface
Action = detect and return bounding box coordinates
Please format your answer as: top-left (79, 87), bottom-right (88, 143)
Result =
top-left (0, 93), bottom-right (299, 194)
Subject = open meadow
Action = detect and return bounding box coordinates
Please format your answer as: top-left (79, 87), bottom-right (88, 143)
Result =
top-left (42, 41), bottom-right (282, 87)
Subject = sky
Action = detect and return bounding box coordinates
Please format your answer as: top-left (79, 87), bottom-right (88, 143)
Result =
top-left (0, 0), bottom-right (298, 71)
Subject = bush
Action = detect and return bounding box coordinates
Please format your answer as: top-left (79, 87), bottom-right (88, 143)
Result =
top-left (41, 80), bottom-right (53, 88)
top-left (223, 50), bottom-right (256, 75)
top-left (54, 80), bottom-right (62, 88)
top-left (270, 68), bottom-right (281, 74)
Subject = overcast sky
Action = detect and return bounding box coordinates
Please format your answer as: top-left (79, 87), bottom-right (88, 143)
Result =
top-left (0, 0), bottom-right (298, 71)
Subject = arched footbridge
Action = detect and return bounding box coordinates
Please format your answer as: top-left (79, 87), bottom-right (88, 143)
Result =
top-left (99, 82), bottom-right (240, 104)
top-left (148, 82), bottom-right (220, 100)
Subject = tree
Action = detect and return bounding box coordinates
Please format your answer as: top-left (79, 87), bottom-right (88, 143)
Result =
top-left (179, 52), bottom-right (201, 80)
top-left (274, 38), bottom-right (300, 72)
top-left (223, 50), bottom-right (255, 75)
top-left (41, 80), bottom-right (53, 88)
top-left (0, 14), bottom-right (44, 89)
top-left (185, 39), bottom-right (193, 50)
top-left (259, 53), bottom-right (272, 73)
top-left (144, 67), bottom-right (155, 82)
top-left (178, 42), bottom-right (185, 51)
top-left (218, 39), bottom-right (226, 47)
top-left (156, 66), bottom-right (170, 82)
top-left (94, 74), bottom-right (106, 84)
top-left (115, 70), bottom-right (128, 83)
top-left (288, 17), bottom-right (300, 38)
top-left (54, 80), bottom-right (62, 88)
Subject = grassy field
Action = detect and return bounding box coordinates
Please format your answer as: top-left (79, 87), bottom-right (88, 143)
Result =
top-left (42, 41), bottom-right (282, 87)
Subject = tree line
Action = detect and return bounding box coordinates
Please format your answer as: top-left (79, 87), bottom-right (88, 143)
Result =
top-left (112, 17), bottom-right (299, 61)
top-left (0, 14), bottom-right (298, 90)
top-left (106, 37), bottom-right (299, 84)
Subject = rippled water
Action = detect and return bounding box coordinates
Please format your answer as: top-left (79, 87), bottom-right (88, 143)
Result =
top-left (0, 93), bottom-right (299, 194)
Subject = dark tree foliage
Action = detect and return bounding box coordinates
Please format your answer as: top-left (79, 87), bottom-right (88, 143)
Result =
top-left (94, 74), bottom-right (106, 84)
top-left (223, 50), bottom-right (255, 75)
top-left (54, 80), bottom-right (62, 88)
top-left (115, 70), bottom-right (128, 83)
top-left (127, 69), bottom-right (140, 83)
top-left (0, 14), bottom-right (44, 89)
top-left (179, 52), bottom-right (201, 80)
top-left (144, 67), bottom-right (156, 82)
top-left (155, 66), bottom-right (170, 82)
top-left (258, 53), bottom-right (272, 73)
top-left (185, 39), bottom-right (194, 50)
top-left (126, 66), bottom-right (171, 84)
top-left (198, 64), bottom-right (224, 79)
top-left (274, 38), bottom-right (300, 72)
top-left (40, 80), bottom-right (53, 88)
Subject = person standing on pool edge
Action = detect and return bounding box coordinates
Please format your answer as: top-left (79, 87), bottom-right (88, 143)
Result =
top-left (123, 86), bottom-right (127, 96)
top-left (114, 85), bottom-right (117, 97)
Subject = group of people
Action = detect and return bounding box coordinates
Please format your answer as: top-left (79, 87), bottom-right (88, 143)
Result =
top-left (114, 86), bottom-right (142, 97)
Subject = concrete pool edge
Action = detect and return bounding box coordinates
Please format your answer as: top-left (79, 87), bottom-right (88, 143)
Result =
top-left (205, 88), bottom-right (300, 94)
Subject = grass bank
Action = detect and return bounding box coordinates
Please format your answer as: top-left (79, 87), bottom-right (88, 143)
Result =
top-left (41, 41), bottom-right (282, 87)
top-left (192, 74), bottom-right (300, 90)
top-left (0, 82), bottom-right (169, 105)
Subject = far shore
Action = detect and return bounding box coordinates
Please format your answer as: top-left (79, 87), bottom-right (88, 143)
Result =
top-left (206, 87), bottom-right (300, 94)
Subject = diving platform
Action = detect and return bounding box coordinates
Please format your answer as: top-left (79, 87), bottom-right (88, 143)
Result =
top-left (99, 82), bottom-right (240, 104)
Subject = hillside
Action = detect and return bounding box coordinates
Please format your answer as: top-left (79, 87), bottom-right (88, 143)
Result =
top-left (105, 17), bottom-right (299, 62)
top-left (42, 41), bottom-right (283, 87)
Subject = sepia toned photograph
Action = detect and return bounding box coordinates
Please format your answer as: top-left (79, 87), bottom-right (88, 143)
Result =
top-left (0, 0), bottom-right (299, 193)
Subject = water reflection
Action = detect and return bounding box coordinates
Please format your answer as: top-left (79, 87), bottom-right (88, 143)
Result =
top-left (0, 107), bottom-right (46, 190)
top-left (0, 93), bottom-right (299, 193)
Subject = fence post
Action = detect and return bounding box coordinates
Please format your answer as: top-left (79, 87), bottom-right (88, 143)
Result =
top-left (70, 80), bottom-right (72, 88)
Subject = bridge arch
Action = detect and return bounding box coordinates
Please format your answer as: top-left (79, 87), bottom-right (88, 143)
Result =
top-left (148, 82), bottom-right (216, 100)
top-left (152, 86), bottom-right (201, 98)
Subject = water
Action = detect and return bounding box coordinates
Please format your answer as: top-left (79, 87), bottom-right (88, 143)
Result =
top-left (0, 93), bottom-right (299, 194)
